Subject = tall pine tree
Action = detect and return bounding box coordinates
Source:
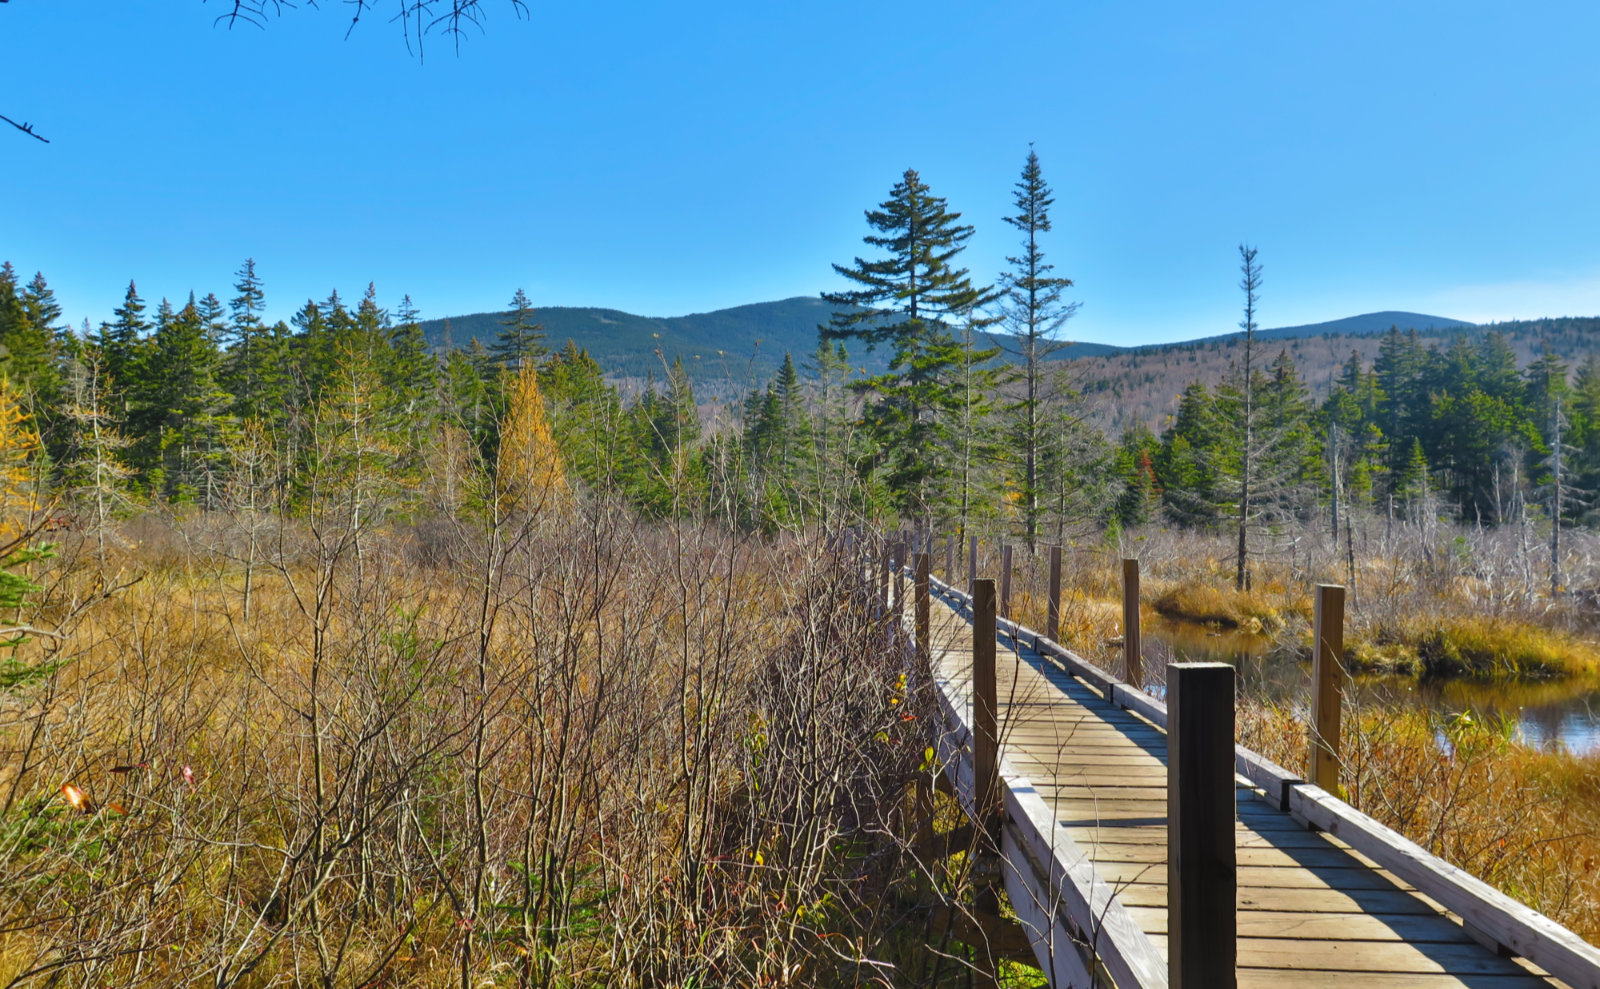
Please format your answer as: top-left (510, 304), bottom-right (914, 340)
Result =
top-left (998, 149), bottom-right (1078, 548)
top-left (822, 168), bottom-right (997, 519)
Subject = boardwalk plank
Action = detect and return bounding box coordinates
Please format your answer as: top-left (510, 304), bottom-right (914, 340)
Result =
top-left (910, 573), bottom-right (1567, 989)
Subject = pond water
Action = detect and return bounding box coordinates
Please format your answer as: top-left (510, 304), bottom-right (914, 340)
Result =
top-left (1135, 616), bottom-right (1600, 757)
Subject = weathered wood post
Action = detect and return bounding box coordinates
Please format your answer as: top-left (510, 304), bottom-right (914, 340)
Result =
top-left (1311, 584), bottom-right (1347, 793)
top-left (915, 552), bottom-right (931, 658)
top-left (999, 544), bottom-right (1013, 619)
top-left (1122, 558), bottom-right (1143, 688)
top-left (1047, 544), bottom-right (1062, 642)
top-left (968, 535), bottom-right (979, 596)
top-left (1168, 661), bottom-right (1237, 989)
top-left (891, 538), bottom-right (905, 619)
top-left (945, 534), bottom-right (955, 581)
top-left (972, 578), bottom-right (1000, 845)
top-left (880, 536), bottom-right (892, 606)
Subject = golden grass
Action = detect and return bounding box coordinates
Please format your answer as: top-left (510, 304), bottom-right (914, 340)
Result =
top-left (0, 518), bottom-right (959, 986)
top-left (1340, 615), bottom-right (1600, 680)
top-left (1239, 700), bottom-right (1600, 944)
top-left (1148, 581), bottom-right (1295, 634)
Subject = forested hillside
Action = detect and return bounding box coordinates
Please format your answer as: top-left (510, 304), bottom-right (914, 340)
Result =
top-left (1072, 316), bottom-right (1600, 435)
top-left (417, 296), bottom-right (843, 382)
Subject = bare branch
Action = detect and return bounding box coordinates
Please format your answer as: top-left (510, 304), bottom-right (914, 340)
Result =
top-left (0, 113), bottom-right (48, 144)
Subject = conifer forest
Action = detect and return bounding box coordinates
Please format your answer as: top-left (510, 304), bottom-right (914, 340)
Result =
top-left (5, 148), bottom-right (1600, 986)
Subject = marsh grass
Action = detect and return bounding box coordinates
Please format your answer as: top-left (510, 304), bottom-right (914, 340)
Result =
top-left (956, 522), bottom-right (1600, 947)
top-left (1239, 699), bottom-right (1600, 944)
top-left (0, 511), bottom-right (1012, 987)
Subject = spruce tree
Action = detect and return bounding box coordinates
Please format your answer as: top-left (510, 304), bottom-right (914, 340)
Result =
top-left (98, 281), bottom-right (150, 407)
top-left (386, 294), bottom-right (440, 453)
top-left (998, 149), bottom-right (1079, 548)
top-left (1, 268), bottom-right (63, 409)
top-left (148, 296), bottom-right (233, 502)
top-left (492, 288), bottom-right (546, 368)
top-left (822, 168), bottom-right (997, 518)
top-left (226, 258), bottom-right (287, 424)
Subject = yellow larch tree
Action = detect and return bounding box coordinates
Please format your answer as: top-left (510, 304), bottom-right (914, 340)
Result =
top-left (0, 375), bottom-right (41, 541)
top-left (496, 363), bottom-right (568, 517)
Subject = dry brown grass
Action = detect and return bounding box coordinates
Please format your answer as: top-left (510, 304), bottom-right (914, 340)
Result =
top-left (0, 511), bottom-right (966, 988)
top-left (1239, 700), bottom-right (1600, 944)
top-left (949, 523), bottom-right (1600, 946)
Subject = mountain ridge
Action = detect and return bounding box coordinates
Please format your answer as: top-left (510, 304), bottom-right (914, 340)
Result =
top-left (418, 298), bottom-right (1482, 378)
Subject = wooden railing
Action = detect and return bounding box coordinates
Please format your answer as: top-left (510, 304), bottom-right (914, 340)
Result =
top-left (867, 532), bottom-right (1600, 989)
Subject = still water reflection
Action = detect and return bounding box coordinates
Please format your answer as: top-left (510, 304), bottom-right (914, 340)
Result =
top-left (1135, 616), bottom-right (1600, 756)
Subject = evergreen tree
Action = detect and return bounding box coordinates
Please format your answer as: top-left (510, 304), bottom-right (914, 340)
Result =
top-left (289, 297), bottom-right (329, 409)
top-left (997, 149), bottom-right (1078, 548)
top-left (1373, 327), bottom-right (1427, 487)
top-left (147, 296), bottom-right (234, 503)
top-left (97, 281), bottom-right (150, 408)
top-left (1158, 381), bottom-right (1220, 526)
top-left (0, 268), bottom-right (64, 411)
top-left (1226, 245), bottom-right (1263, 589)
top-left (386, 294), bottom-right (440, 453)
top-left (543, 339), bottom-right (631, 495)
top-left (226, 258), bottom-right (288, 425)
top-left (352, 283), bottom-right (392, 364)
top-left (821, 168), bottom-right (998, 518)
top-left (492, 288), bottom-right (546, 368)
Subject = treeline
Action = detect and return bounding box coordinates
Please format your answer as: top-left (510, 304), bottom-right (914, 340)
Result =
top-left (0, 260), bottom-right (716, 523)
top-left (6, 154), bottom-right (1599, 560)
top-left (1119, 328), bottom-right (1594, 532)
top-left (728, 157), bottom-right (1600, 587)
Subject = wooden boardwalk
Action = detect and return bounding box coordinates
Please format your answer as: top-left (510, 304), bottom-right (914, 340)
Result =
top-left (903, 569), bottom-right (1594, 989)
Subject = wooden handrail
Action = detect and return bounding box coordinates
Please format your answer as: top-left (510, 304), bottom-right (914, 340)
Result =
top-left (912, 565), bottom-right (1600, 988)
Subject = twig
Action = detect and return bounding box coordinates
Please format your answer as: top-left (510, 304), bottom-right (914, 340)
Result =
top-left (0, 113), bottom-right (48, 143)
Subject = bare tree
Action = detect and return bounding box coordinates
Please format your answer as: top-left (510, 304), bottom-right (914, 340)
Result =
top-left (208, 0), bottom-right (530, 58)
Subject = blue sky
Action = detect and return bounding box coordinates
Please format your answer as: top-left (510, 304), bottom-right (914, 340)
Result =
top-left (4, 1), bottom-right (1600, 346)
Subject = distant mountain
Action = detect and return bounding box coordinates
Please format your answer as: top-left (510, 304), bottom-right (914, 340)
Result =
top-left (420, 297), bottom-right (840, 381)
top-left (1148, 311), bottom-right (1476, 351)
top-left (420, 298), bottom-right (1474, 381)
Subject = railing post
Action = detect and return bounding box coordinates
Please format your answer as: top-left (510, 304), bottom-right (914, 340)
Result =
top-left (972, 578), bottom-right (999, 844)
top-left (967, 536), bottom-right (978, 596)
top-left (1047, 544), bottom-right (1062, 642)
top-left (880, 537), bottom-right (892, 606)
top-left (915, 552), bottom-right (931, 657)
top-left (1122, 558), bottom-right (1143, 688)
top-left (891, 538), bottom-right (905, 619)
top-left (945, 534), bottom-right (954, 582)
top-left (1168, 662), bottom-right (1237, 989)
top-left (999, 544), bottom-right (1013, 619)
top-left (1311, 584), bottom-right (1347, 793)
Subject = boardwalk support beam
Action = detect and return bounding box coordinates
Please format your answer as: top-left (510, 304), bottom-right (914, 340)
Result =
top-left (914, 552), bottom-right (931, 658)
top-left (999, 544), bottom-right (1013, 619)
top-left (881, 537), bottom-right (892, 606)
top-left (892, 539), bottom-right (905, 618)
top-left (1047, 544), bottom-right (1062, 642)
top-left (972, 578), bottom-right (1000, 845)
top-left (1311, 583), bottom-right (1346, 793)
top-left (1123, 558), bottom-right (1143, 688)
top-left (1169, 662), bottom-right (1236, 989)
